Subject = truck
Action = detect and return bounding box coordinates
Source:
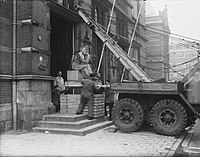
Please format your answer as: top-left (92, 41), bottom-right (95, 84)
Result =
top-left (75, 5), bottom-right (200, 136)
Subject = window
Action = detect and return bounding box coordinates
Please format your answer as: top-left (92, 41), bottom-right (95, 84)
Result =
top-left (176, 53), bottom-right (184, 58)
top-left (191, 53), bottom-right (197, 57)
top-left (170, 53), bottom-right (174, 58)
top-left (101, 10), bottom-right (105, 26)
top-left (185, 53), bottom-right (191, 58)
top-left (117, 18), bottom-right (128, 38)
top-left (94, 8), bottom-right (98, 22)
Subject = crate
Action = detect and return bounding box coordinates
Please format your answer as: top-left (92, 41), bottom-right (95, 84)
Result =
top-left (67, 70), bottom-right (83, 81)
top-left (60, 94), bottom-right (105, 118)
top-left (60, 94), bottom-right (80, 114)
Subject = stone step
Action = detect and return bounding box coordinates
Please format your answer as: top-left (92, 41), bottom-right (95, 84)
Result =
top-left (33, 121), bottom-right (113, 136)
top-left (38, 117), bottom-right (108, 130)
top-left (42, 113), bottom-right (88, 122)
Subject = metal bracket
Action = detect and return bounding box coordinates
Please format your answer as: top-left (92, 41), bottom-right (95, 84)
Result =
top-left (179, 94), bottom-right (199, 117)
top-left (21, 47), bottom-right (39, 53)
top-left (19, 19), bottom-right (39, 26)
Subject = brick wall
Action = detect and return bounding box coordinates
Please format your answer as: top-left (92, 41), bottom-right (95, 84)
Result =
top-left (61, 94), bottom-right (105, 118)
top-left (0, 0), bottom-right (13, 133)
top-left (0, 80), bottom-right (12, 133)
top-left (16, 1), bottom-right (51, 75)
top-left (15, 1), bottom-right (53, 130)
top-left (0, 1), bottom-right (13, 75)
top-left (17, 80), bottom-right (55, 130)
top-left (0, 1), bottom-right (12, 20)
top-left (0, 0), bottom-right (54, 133)
top-left (0, 103), bottom-right (12, 133)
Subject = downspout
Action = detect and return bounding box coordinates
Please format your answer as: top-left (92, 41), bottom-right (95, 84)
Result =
top-left (12, 0), bottom-right (17, 131)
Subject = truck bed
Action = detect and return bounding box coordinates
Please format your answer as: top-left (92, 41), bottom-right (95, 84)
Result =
top-left (111, 82), bottom-right (182, 95)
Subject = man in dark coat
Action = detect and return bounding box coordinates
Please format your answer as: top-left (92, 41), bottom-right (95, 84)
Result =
top-left (76, 73), bottom-right (100, 120)
top-left (52, 85), bottom-right (60, 112)
top-left (104, 80), bottom-right (115, 121)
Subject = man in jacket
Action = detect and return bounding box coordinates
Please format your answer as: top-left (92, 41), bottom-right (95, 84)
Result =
top-left (104, 80), bottom-right (115, 121)
top-left (76, 73), bottom-right (100, 120)
top-left (53, 71), bottom-right (65, 112)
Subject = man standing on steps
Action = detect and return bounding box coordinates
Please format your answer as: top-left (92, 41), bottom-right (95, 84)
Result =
top-left (54, 71), bottom-right (65, 92)
top-left (76, 73), bottom-right (100, 120)
top-left (53, 71), bottom-right (65, 112)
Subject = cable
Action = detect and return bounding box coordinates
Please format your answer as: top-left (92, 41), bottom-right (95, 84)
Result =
top-left (145, 51), bottom-right (185, 77)
top-left (145, 25), bottom-right (200, 43)
top-left (106, 51), bottom-right (195, 78)
top-left (82, 7), bottom-right (200, 50)
top-left (79, 7), bottom-right (198, 76)
top-left (82, 8), bottom-right (200, 53)
top-left (81, 7), bottom-right (200, 43)
top-left (145, 61), bottom-right (198, 73)
top-left (87, 20), bottom-right (196, 76)
top-left (169, 56), bottom-right (199, 68)
top-left (90, 20), bottom-right (198, 73)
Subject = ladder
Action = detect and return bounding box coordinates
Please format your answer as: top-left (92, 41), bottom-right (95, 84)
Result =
top-left (76, 6), bottom-right (152, 82)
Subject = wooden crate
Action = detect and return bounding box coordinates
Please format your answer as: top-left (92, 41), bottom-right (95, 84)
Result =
top-left (67, 70), bottom-right (83, 81)
top-left (60, 94), bottom-right (80, 114)
top-left (60, 94), bottom-right (105, 118)
top-left (83, 94), bottom-right (105, 118)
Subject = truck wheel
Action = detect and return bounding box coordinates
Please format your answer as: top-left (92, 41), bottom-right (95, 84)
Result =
top-left (112, 98), bottom-right (144, 133)
top-left (150, 99), bottom-right (188, 136)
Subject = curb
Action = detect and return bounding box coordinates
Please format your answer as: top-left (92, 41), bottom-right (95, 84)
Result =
top-left (174, 121), bottom-right (200, 157)
top-left (172, 130), bottom-right (189, 157)
top-left (179, 132), bottom-right (200, 156)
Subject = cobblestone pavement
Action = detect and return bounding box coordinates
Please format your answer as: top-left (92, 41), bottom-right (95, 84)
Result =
top-left (0, 125), bottom-right (185, 157)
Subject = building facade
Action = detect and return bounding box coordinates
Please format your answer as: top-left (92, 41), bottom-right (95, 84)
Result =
top-left (0, 0), bottom-right (149, 133)
top-left (145, 6), bottom-right (170, 81)
top-left (0, 0), bottom-right (84, 133)
top-left (169, 38), bottom-right (199, 81)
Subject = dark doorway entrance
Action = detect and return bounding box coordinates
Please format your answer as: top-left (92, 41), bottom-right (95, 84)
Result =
top-left (50, 12), bottom-right (73, 80)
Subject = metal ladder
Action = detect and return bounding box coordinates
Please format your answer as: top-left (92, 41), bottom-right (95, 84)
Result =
top-left (76, 7), bottom-right (152, 82)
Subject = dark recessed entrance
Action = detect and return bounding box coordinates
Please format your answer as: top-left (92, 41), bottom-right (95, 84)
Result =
top-left (50, 12), bottom-right (73, 80)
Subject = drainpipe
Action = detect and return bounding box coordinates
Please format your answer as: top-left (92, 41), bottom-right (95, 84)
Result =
top-left (12, 0), bottom-right (17, 131)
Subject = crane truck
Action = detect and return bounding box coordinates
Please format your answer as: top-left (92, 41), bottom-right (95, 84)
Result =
top-left (75, 6), bottom-right (200, 136)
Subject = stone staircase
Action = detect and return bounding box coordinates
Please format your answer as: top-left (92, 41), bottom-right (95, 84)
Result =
top-left (33, 113), bottom-right (113, 136)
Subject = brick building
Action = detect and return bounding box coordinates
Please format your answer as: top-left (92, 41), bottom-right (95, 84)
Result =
top-left (145, 5), bottom-right (170, 81)
top-left (0, 0), bottom-right (150, 133)
top-left (169, 37), bottom-right (199, 81)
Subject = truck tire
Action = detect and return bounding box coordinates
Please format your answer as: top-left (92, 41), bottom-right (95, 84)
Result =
top-left (112, 98), bottom-right (144, 133)
top-left (150, 99), bottom-right (188, 136)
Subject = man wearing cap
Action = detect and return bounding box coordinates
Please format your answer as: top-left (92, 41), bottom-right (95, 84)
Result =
top-left (76, 73), bottom-right (100, 120)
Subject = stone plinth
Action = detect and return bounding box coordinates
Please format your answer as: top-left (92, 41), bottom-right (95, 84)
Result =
top-left (60, 94), bottom-right (105, 118)
top-left (17, 79), bottom-right (55, 130)
top-left (0, 103), bottom-right (12, 133)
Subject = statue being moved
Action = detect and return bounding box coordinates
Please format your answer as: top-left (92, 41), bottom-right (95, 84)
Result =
top-left (71, 45), bottom-right (93, 77)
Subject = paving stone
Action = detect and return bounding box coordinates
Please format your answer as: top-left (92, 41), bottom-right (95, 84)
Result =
top-left (0, 125), bottom-right (185, 156)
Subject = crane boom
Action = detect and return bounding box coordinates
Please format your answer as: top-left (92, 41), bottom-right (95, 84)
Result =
top-left (75, 6), bottom-right (152, 82)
